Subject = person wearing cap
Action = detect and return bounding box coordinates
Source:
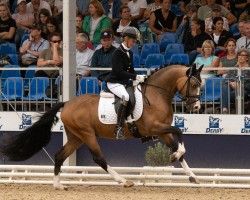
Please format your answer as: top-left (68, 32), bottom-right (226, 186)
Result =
top-left (0, 3), bottom-right (16, 44)
top-left (90, 28), bottom-right (117, 79)
top-left (19, 24), bottom-right (50, 76)
top-left (198, 0), bottom-right (236, 25)
top-left (204, 4), bottom-right (229, 34)
top-left (12, 0), bottom-right (35, 50)
top-left (105, 27), bottom-right (146, 140)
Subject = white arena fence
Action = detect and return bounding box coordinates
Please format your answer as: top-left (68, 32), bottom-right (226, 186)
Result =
top-left (1, 165), bottom-right (250, 188)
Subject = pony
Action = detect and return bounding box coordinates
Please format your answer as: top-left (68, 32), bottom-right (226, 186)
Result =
top-left (0, 64), bottom-right (203, 189)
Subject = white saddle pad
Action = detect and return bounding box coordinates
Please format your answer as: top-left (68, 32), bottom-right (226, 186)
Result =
top-left (98, 86), bottom-right (143, 124)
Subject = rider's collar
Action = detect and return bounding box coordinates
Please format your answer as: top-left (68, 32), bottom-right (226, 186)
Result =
top-left (121, 43), bottom-right (130, 52)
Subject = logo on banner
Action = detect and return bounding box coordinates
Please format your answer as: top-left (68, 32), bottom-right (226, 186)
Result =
top-left (19, 114), bottom-right (32, 130)
top-left (206, 116), bottom-right (223, 133)
top-left (174, 116), bottom-right (188, 132)
top-left (241, 117), bottom-right (250, 133)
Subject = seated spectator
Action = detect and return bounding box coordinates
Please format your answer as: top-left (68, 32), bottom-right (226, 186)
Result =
top-left (176, 4), bottom-right (197, 44)
top-left (143, 0), bottom-right (162, 21)
top-left (221, 48), bottom-right (250, 114)
top-left (19, 25), bottom-right (50, 76)
top-left (45, 16), bottom-right (62, 39)
top-left (205, 4), bottom-right (229, 34)
top-left (12, 0), bottom-right (35, 49)
top-left (76, 32), bottom-right (94, 77)
top-left (44, 0), bottom-right (63, 16)
top-left (36, 31), bottom-right (62, 82)
top-left (76, 0), bottom-right (90, 18)
top-left (26, 0), bottom-right (52, 22)
top-left (209, 17), bottom-right (233, 55)
top-left (184, 18), bottom-right (211, 64)
top-left (149, 0), bottom-right (177, 42)
top-left (198, 0), bottom-right (236, 25)
top-left (82, 0), bottom-right (111, 46)
top-left (236, 20), bottom-right (250, 51)
top-left (217, 38), bottom-right (237, 78)
top-left (76, 13), bottom-right (83, 33)
top-left (37, 8), bottom-right (51, 34)
top-left (239, 5), bottom-right (250, 22)
top-left (234, 21), bottom-right (245, 41)
top-left (90, 29), bottom-right (116, 80)
top-left (127, 0), bottom-right (148, 22)
top-left (194, 40), bottom-right (219, 81)
top-left (101, 0), bottom-right (122, 23)
top-left (95, 28), bottom-right (119, 49)
top-left (0, 3), bottom-right (16, 43)
top-left (112, 5), bottom-right (139, 42)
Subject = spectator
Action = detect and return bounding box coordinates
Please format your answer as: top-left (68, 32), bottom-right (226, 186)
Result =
top-left (76, 0), bottom-right (90, 18)
top-left (221, 48), bottom-right (250, 114)
top-left (95, 28), bottom-right (119, 49)
top-left (26, 0), bottom-right (52, 21)
top-left (101, 0), bottom-right (122, 23)
top-left (205, 4), bottom-right (229, 34)
top-left (234, 20), bottom-right (245, 41)
top-left (143, 0), bottom-right (162, 20)
top-left (0, 3), bottom-right (16, 43)
top-left (90, 29), bottom-right (116, 79)
top-left (76, 32), bottom-right (94, 77)
top-left (217, 38), bottom-right (237, 77)
top-left (236, 20), bottom-right (250, 51)
top-left (76, 13), bottom-right (83, 33)
top-left (198, 0), bottom-right (236, 25)
top-left (194, 39), bottom-right (219, 82)
top-left (37, 8), bottom-right (51, 34)
top-left (112, 5), bottom-right (139, 41)
top-left (12, 0), bottom-right (35, 49)
top-left (184, 18), bottom-right (211, 64)
top-left (36, 31), bottom-right (62, 81)
top-left (43, 0), bottom-right (62, 16)
top-left (176, 4), bottom-right (197, 44)
top-left (149, 0), bottom-right (177, 42)
top-left (19, 25), bottom-right (50, 76)
top-left (45, 16), bottom-right (62, 39)
top-left (209, 16), bottom-right (233, 55)
top-left (82, 0), bottom-right (111, 46)
top-left (127, 0), bottom-right (148, 22)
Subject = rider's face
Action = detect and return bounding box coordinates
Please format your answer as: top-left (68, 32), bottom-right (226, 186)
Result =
top-left (126, 38), bottom-right (136, 48)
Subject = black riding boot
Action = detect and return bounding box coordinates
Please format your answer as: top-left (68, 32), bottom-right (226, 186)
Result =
top-left (115, 98), bottom-right (128, 140)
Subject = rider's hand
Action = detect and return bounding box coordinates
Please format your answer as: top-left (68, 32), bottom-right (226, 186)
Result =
top-left (136, 75), bottom-right (147, 83)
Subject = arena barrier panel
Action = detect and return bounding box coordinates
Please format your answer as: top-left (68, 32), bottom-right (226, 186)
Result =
top-left (1, 165), bottom-right (250, 188)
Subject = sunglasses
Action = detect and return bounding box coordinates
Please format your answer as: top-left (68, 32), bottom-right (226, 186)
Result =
top-left (51, 40), bottom-right (61, 43)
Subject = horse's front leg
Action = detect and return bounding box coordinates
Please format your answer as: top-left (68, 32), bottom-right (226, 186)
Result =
top-left (155, 124), bottom-right (199, 184)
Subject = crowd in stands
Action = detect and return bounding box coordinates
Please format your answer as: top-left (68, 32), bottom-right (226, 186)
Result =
top-left (1, 0), bottom-right (250, 113)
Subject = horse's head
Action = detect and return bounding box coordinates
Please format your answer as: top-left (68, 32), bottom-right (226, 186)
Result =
top-left (177, 64), bottom-right (203, 112)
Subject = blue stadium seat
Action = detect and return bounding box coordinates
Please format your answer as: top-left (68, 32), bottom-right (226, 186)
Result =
top-left (0, 43), bottom-right (17, 55)
top-left (200, 78), bottom-right (222, 102)
top-left (164, 43), bottom-right (184, 64)
top-left (145, 54), bottom-right (165, 68)
top-left (23, 77), bottom-right (55, 100)
top-left (7, 54), bottom-right (18, 65)
top-left (20, 33), bottom-right (30, 46)
top-left (24, 65), bottom-right (37, 89)
top-left (168, 54), bottom-right (189, 65)
top-left (78, 77), bottom-right (99, 95)
top-left (140, 43), bottom-right (160, 65)
top-left (1, 77), bottom-right (24, 101)
top-left (1, 65), bottom-right (21, 87)
top-left (159, 33), bottom-right (178, 52)
top-left (133, 53), bottom-right (140, 67)
top-left (131, 43), bottom-right (139, 55)
top-left (229, 23), bottom-right (239, 36)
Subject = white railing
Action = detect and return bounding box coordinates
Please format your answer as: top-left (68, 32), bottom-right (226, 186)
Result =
top-left (0, 165), bottom-right (250, 188)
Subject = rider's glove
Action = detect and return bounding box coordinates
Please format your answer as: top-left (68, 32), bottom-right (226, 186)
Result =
top-left (136, 75), bottom-right (147, 83)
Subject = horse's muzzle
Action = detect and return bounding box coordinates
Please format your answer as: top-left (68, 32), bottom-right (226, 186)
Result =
top-left (186, 100), bottom-right (201, 112)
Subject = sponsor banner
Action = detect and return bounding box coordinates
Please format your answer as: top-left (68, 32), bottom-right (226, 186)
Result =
top-left (0, 112), bottom-right (250, 135)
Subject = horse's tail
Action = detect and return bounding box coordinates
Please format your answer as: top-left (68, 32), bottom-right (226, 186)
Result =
top-left (0, 102), bottom-right (65, 161)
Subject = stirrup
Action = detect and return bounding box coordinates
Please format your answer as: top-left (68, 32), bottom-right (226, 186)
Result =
top-left (115, 127), bottom-right (126, 140)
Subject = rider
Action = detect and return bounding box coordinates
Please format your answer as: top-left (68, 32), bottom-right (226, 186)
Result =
top-left (105, 27), bottom-right (146, 140)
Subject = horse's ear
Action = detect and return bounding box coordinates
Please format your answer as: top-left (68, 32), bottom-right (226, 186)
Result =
top-left (197, 64), bottom-right (204, 73)
top-left (187, 63), bottom-right (197, 77)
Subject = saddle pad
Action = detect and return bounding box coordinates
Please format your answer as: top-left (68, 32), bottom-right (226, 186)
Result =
top-left (98, 86), bottom-right (143, 124)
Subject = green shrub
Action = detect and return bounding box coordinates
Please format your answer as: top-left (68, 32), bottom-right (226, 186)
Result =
top-left (145, 142), bottom-right (171, 166)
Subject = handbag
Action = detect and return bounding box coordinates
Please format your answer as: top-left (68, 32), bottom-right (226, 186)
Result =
top-left (0, 55), bottom-right (12, 67)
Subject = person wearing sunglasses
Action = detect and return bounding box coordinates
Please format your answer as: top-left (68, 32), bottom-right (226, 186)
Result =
top-left (221, 48), bottom-right (250, 114)
top-left (36, 31), bottom-right (63, 82)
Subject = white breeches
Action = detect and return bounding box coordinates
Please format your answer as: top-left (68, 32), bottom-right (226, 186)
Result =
top-left (107, 82), bottom-right (129, 101)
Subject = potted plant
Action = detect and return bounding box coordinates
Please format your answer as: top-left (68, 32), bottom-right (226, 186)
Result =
top-left (143, 142), bottom-right (172, 183)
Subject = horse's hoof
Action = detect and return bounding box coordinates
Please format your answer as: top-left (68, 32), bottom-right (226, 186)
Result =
top-left (124, 181), bottom-right (134, 188)
top-left (189, 176), bottom-right (199, 184)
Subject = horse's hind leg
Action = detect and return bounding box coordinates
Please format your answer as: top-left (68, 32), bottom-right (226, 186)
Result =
top-left (86, 136), bottom-right (134, 188)
top-left (53, 133), bottom-right (82, 190)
